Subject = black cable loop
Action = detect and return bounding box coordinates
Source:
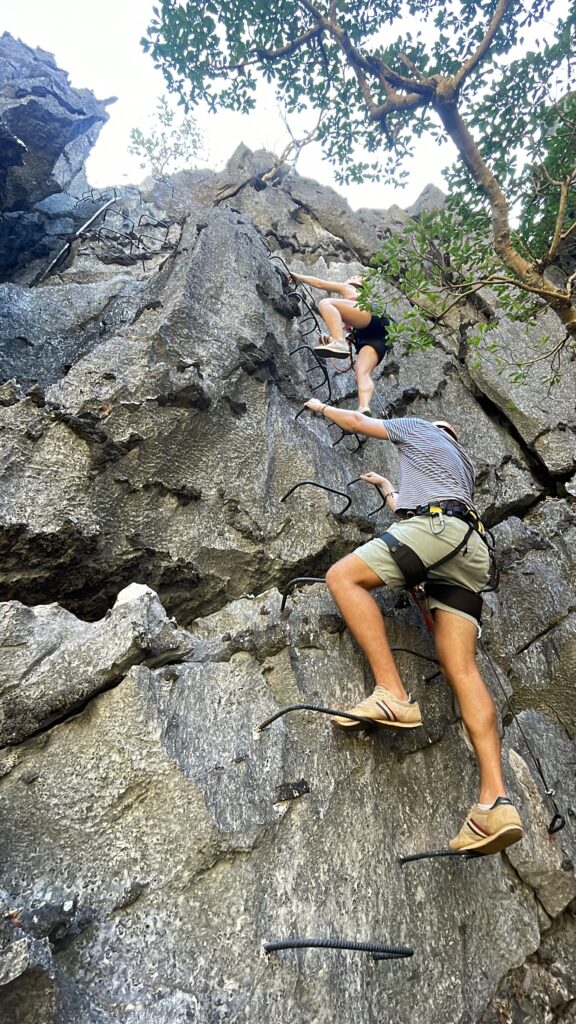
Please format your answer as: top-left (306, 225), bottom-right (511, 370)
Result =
top-left (264, 937), bottom-right (413, 960)
top-left (288, 345), bottom-right (333, 402)
top-left (299, 321), bottom-right (319, 338)
top-left (347, 477), bottom-right (388, 516)
top-left (289, 351), bottom-right (331, 393)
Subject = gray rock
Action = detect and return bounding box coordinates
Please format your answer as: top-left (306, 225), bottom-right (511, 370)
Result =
top-left (0, 274), bottom-right (150, 388)
top-left (479, 909), bottom-right (576, 1024)
top-left (482, 501), bottom-right (576, 661)
top-left (466, 309), bottom-right (575, 476)
top-left (0, 583), bottom-right (193, 745)
top-left (1, 40), bottom-right (576, 1024)
top-left (0, 604), bottom-right (545, 1024)
top-left (406, 184), bottom-right (446, 215)
top-left (0, 33), bottom-right (110, 280)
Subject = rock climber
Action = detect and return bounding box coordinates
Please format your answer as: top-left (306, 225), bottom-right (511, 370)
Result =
top-left (302, 400), bottom-right (524, 855)
top-left (290, 270), bottom-right (392, 415)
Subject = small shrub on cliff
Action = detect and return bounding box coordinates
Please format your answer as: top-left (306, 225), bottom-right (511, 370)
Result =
top-left (129, 96), bottom-right (204, 177)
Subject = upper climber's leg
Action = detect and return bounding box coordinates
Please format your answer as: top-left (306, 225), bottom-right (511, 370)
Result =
top-left (354, 345), bottom-right (379, 413)
top-left (317, 298), bottom-right (371, 341)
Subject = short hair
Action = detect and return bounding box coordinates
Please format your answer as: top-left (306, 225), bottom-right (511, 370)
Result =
top-left (433, 420), bottom-right (459, 442)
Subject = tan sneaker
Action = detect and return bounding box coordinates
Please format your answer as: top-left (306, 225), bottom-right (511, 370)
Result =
top-left (449, 797), bottom-right (524, 855)
top-left (314, 338), bottom-right (351, 359)
top-left (330, 686), bottom-right (422, 730)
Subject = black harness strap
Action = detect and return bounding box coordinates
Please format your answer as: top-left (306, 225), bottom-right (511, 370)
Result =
top-left (425, 582), bottom-right (483, 622)
top-left (380, 524), bottom-right (474, 589)
top-left (380, 531), bottom-right (427, 587)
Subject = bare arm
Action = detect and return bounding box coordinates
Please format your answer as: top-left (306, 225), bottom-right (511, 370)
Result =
top-left (360, 472), bottom-right (398, 511)
top-left (290, 272), bottom-right (356, 297)
top-left (303, 398), bottom-right (390, 439)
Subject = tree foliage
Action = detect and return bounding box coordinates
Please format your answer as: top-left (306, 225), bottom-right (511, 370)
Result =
top-left (129, 96), bottom-right (204, 177)
top-left (143, 1), bottom-right (576, 346)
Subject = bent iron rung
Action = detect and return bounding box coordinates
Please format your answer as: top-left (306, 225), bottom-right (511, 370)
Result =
top-left (280, 576), bottom-right (325, 613)
top-left (258, 703), bottom-right (378, 732)
top-left (264, 937), bottom-right (413, 960)
top-left (398, 848), bottom-right (484, 865)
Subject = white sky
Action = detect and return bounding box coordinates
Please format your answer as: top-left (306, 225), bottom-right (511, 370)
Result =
top-left (1, 0), bottom-right (569, 211)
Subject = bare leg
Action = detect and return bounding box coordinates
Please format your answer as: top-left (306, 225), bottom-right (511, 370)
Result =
top-left (354, 346), bottom-right (380, 411)
top-left (318, 299), bottom-right (372, 341)
top-left (433, 609), bottom-right (506, 804)
top-left (325, 554), bottom-right (408, 699)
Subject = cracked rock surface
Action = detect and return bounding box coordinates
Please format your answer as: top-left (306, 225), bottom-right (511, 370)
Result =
top-left (0, 33), bottom-right (110, 282)
top-left (0, 40), bottom-right (575, 1024)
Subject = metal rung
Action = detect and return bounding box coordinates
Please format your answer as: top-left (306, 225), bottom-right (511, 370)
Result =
top-left (399, 848), bottom-right (484, 865)
top-left (258, 703), bottom-right (378, 732)
top-left (264, 937), bottom-right (414, 960)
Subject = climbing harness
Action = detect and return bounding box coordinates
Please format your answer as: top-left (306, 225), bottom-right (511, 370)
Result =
top-left (264, 937), bottom-right (413, 961)
top-left (380, 520), bottom-right (482, 623)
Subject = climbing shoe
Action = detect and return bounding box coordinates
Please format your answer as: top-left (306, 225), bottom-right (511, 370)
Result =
top-left (314, 338), bottom-right (351, 359)
top-left (449, 797), bottom-right (524, 855)
top-left (358, 407), bottom-right (372, 416)
top-left (330, 686), bottom-right (422, 730)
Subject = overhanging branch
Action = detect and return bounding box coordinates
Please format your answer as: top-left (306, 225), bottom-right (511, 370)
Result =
top-left (452, 0), bottom-right (515, 92)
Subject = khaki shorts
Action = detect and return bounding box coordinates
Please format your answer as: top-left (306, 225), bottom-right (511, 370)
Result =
top-left (354, 515), bottom-right (490, 627)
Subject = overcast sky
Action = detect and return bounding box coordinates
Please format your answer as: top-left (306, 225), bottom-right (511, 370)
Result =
top-left (1, 0), bottom-right (568, 211)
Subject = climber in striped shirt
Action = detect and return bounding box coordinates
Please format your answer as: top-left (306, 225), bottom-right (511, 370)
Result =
top-left (303, 401), bottom-right (524, 855)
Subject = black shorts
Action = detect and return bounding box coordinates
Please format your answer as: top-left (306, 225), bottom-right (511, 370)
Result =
top-left (350, 314), bottom-right (392, 364)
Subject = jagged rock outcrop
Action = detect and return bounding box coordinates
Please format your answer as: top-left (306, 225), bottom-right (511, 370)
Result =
top-left (0, 583), bottom-right (193, 745)
top-left (0, 41), bottom-right (575, 1024)
top-left (0, 33), bottom-right (111, 281)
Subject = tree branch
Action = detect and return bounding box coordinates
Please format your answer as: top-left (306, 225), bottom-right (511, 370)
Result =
top-left (432, 99), bottom-right (544, 291)
top-left (561, 219), bottom-right (576, 243)
top-left (452, 0), bottom-right (515, 92)
top-left (547, 176), bottom-right (571, 262)
top-left (256, 24), bottom-right (323, 61)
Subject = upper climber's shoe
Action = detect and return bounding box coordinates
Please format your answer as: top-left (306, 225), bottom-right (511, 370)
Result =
top-left (330, 685), bottom-right (422, 729)
top-left (449, 797), bottom-right (524, 855)
top-left (314, 338), bottom-right (351, 359)
top-left (358, 407), bottom-right (372, 416)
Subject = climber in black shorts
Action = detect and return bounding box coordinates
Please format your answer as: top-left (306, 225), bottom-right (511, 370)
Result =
top-left (290, 270), bottom-right (392, 415)
top-left (351, 314), bottom-right (392, 365)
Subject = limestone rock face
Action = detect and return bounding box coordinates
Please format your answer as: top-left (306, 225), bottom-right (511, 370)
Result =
top-left (0, 585), bottom-right (574, 1024)
top-left (0, 33), bottom-right (110, 281)
top-left (466, 308), bottom-right (576, 477)
top-left (1, 43), bottom-right (575, 1024)
top-left (0, 583), bottom-right (193, 745)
